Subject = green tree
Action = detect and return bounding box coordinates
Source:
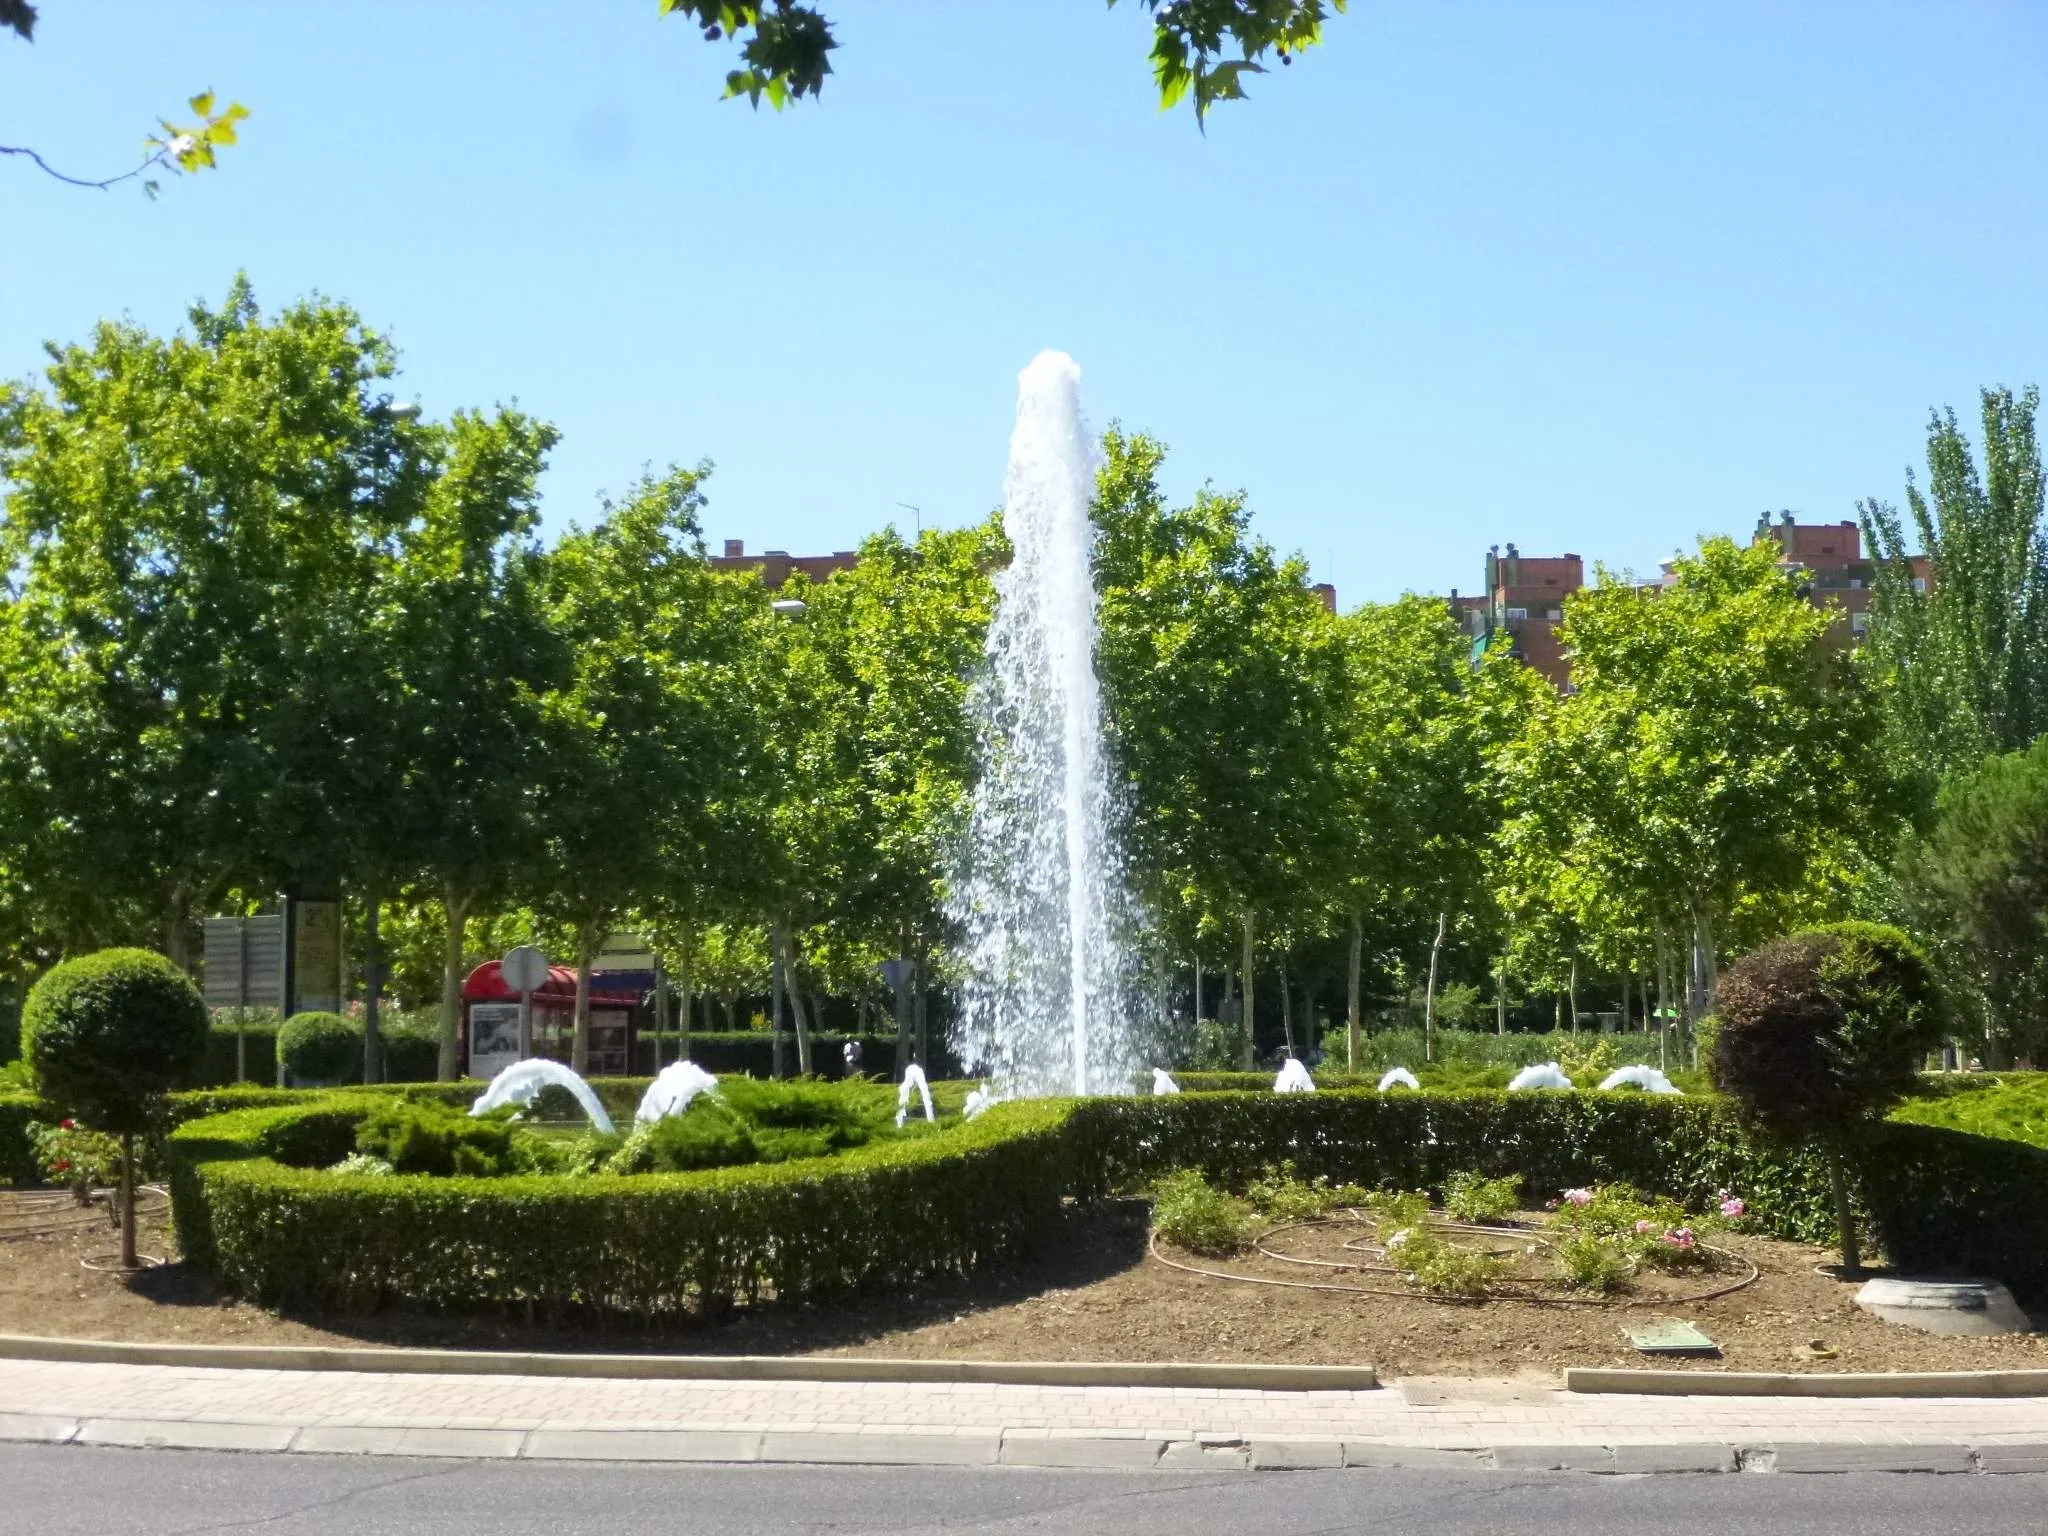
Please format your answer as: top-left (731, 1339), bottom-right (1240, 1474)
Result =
top-left (1093, 428), bottom-right (1349, 1063)
top-left (1329, 596), bottom-right (1540, 1063)
top-left (1710, 922), bottom-right (1940, 1273)
top-left (1861, 385), bottom-right (2047, 780)
top-left (659, 1), bottom-right (1348, 122)
top-left (0, 278), bottom-right (440, 965)
top-left (1898, 737), bottom-right (2048, 1064)
top-left (376, 407), bottom-right (561, 1076)
top-left (1499, 538), bottom-right (1899, 1044)
top-left (529, 464), bottom-right (750, 1073)
top-left (22, 947), bottom-right (208, 1267)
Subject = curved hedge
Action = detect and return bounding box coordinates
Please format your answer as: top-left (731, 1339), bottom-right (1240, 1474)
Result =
top-left (170, 1094), bottom-right (1072, 1317)
top-left (163, 1084), bottom-right (2048, 1315)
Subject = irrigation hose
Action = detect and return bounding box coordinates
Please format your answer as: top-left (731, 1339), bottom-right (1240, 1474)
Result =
top-left (1149, 1216), bottom-right (1760, 1310)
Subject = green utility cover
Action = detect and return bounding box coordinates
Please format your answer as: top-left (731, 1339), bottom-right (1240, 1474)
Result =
top-left (1625, 1317), bottom-right (1719, 1354)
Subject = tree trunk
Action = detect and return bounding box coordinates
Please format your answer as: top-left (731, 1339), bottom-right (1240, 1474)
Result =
top-left (571, 926), bottom-right (596, 1075)
top-left (437, 889), bottom-right (472, 1080)
top-left (1568, 953), bottom-right (1579, 1036)
top-left (1495, 947), bottom-right (1508, 1036)
top-left (771, 936), bottom-right (788, 1079)
top-left (775, 925), bottom-right (813, 1075)
top-left (118, 1132), bottom-right (138, 1270)
top-left (1239, 911), bottom-right (1257, 1069)
top-left (1828, 1144), bottom-right (1862, 1275)
top-left (1278, 951), bottom-right (1295, 1057)
top-left (1655, 932), bottom-right (1671, 1073)
top-left (676, 939), bottom-right (693, 1067)
top-left (1346, 911), bottom-right (1363, 1072)
top-left (1424, 910), bottom-right (1447, 1064)
top-left (1194, 953), bottom-right (1204, 1027)
top-left (913, 943), bottom-right (929, 1069)
top-left (363, 885), bottom-right (383, 1085)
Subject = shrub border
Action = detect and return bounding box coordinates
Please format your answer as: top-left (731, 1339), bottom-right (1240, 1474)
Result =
top-left (170, 1092), bottom-right (1074, 1317)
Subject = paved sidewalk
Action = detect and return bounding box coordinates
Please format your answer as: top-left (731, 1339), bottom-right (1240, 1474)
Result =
top-left (4, 1359), bottom-right (2047, 1473)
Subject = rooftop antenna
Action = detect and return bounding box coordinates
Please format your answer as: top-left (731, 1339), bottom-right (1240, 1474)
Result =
top-left (897, 502), bottom-right (922, 537)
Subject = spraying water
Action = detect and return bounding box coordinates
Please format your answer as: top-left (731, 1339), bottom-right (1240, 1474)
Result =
top-left (636, 1061), bottom-right (722, 1123)
top-left (470, 1059), bottom-right (617, 1136)
top-left (897, 1063), bottom-right (936, 1128)
top-left (951, 351), bottom-right (1144, 1097)
top-left (1274, 1059), bottom-right (1317, 1094)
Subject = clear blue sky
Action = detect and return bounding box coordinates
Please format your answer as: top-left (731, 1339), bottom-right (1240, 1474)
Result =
top-left (5, 2), bottom-right (2046, 605)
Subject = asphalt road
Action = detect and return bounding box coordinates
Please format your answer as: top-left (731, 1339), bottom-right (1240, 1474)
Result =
top-left (4, 1443), bottom-right (2042, 1536)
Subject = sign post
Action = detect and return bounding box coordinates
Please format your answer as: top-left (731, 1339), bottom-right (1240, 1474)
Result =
top-left (501, 945), bottom-right (549, 1062)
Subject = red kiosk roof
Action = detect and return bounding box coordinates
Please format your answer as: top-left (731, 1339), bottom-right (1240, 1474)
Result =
top-left (462, 960), bottom-right (641, 1005)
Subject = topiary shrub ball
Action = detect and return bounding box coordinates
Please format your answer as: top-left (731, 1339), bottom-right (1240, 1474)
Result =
top-left (1710, 921), bottom-right (1940, 1137)
top-left (278, 1011), bottom-right (362, 1085)
top-left (23, 948), bottom-right (209, 1134)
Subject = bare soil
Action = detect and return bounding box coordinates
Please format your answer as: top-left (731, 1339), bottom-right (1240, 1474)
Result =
top-left (3, 1191), bottom-right (2044, 1377)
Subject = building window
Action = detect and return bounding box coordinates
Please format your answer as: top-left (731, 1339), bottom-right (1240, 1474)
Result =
top-left (1547, 608), bottom-right (1563, 621)
top-left (1849, 577), bottom-right (1863, 589)
top-left (1912, 576), bottom-right (1927, 592)
top-left (1851, 612), bottom-right (1870, 634)
top-left (1506, 606), bottom-right (1528, 620)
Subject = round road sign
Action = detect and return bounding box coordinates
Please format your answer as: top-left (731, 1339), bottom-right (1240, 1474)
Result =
top-left (501, 944), bottom-right (549, 994)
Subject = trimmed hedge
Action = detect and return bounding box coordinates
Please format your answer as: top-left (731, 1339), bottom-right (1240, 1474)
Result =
top-left (1061, 1090), bottom-right (1843, 1247)
top-left (0, 1092), bottom-right (43, 1184)
top-left (160, 1083), bottom-right (2048, 1315)
top-left (170, 1093), bottom-right (1071, 1316)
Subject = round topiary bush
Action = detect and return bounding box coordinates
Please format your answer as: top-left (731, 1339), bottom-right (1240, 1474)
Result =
top-left (1710, 921), bottom-right (1941, 1271)
top-left (278, 1012), bottom-right (361, 1086)
top-left (23, 947), bottom-right (209, 1266)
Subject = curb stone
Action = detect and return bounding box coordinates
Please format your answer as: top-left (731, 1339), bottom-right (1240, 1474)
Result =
top-left (1567, 1367), bottom-right (2048, 1399)
top-left (0, 1335), bottom-right (1376, 1392)
top-left (6, 1418), bottom-right (2048, 1472)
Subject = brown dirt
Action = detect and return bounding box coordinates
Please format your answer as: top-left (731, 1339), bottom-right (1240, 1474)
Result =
top-left (3, 1191), bottom-right (2045, 1377)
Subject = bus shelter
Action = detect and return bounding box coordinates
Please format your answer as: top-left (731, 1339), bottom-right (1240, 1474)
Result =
top-left (460, 960), bottom-right (641, 1079)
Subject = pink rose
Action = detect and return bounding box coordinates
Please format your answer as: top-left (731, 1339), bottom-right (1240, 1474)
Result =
top-left (1719, 1197), bottom-right (1746, 1218)
top-left (1563, 1187), bottom-right (1593, 1207)
top-left (1662, 1227), bottom-right (1697, 1250)
top-left (1634, 1219), bottom-right (1655, 1235)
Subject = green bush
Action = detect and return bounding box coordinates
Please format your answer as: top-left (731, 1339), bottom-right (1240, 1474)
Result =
top-left (1444, 1170), bottom-right (1523, 1224)
top-left (1890, 1073), bottom-right (2048, 1147)
top-left (279, 1012), bottom-right (360, 1085)
top-left (164, 1082), bottom-right (2048, 1318)
top-left (1712, 922), bottom-right (1943, 1271)
top-left (23, 948), bottom-right (209, 1135)
top-left (1150, 1169), bottom-right (1253, 1255)
top-left (354, 1099), bottom-right (516, 1177)
top-left (170, 1092), bottom-right (1070, 1316)
top-left (607, 1099), bottom-right (757, 1173)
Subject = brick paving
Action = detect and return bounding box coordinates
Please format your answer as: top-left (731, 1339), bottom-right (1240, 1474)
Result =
top-left (3, 1359), bottom-right (2047, 1471)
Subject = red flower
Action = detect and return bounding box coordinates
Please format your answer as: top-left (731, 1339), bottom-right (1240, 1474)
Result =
top-left (53, 1159), bottom-right (70, 1172)
top-left (59, 1119), bottom-right (75, 1130)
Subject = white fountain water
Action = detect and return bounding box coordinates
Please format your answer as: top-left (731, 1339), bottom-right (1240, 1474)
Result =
top-left (1598, 1063), bottom-right (1682, 1095)
top-left (1274, 1058), bottom-right (1317, 1094)
top-left (951, 351), bottom-right (1145, 1098)
top-left (1151, 1068), bottom-right (1180, 1096)
top-left (1507, 1061), bottom-right (1574, 1091)
top-left (470, 1059), bottom-right (617, 1136)
top-left (636, 1061), bottom-right (723, 1123)
top-left (897, 1063), bottom-right (936, 1129)
top-left (1377, 1066), bottom-right (1421, 1092)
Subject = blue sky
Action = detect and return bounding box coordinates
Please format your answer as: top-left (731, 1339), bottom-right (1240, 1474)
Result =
top-left (5, 2), bottom-right (2045, 605)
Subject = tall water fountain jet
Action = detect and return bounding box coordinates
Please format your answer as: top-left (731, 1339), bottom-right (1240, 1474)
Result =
top-left (951, 351), bottom-right (1144, 1097)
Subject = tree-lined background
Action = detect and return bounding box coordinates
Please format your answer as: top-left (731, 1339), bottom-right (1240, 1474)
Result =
top-left (0, 283), bottom-right (2039, 1078)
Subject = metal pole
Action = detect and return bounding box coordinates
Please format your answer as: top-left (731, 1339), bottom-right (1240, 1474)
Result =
top-left (518, 989), bottom-right (534, 1060)
top-left (235, 919), bottom-right (249, 1085)
top-left (364, 887), bottom-right (382, 1084)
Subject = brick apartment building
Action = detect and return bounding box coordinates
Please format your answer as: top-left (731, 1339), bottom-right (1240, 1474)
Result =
top-left (1459, 515), bottom-right (1932, 688)
top-left (706, 539), bottom-right (860, 588)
